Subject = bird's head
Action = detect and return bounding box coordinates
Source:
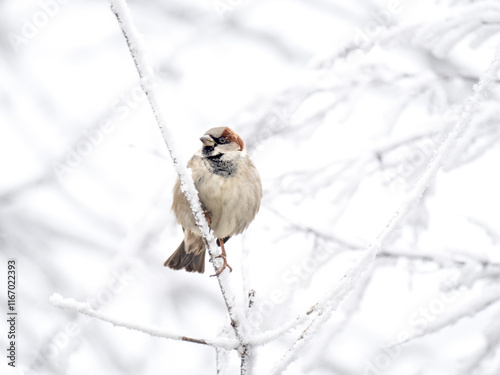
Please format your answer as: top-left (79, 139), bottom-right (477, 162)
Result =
top-left (200, 127), bottom-right (245, 158)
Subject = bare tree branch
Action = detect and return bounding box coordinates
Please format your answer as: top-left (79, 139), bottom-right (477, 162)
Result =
top-left (398, 288), bottom-right (500, 346)
top-left (268, 43), bottom-right (500, 375)
top-left (50, 294), bottom-right (238, 349)
top-left (108, 1), bottom-right (253, 372)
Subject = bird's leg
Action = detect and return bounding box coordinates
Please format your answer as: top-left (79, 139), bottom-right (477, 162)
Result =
top-left (212, 239), bottom-right (233, 276)
top-left (204, 211), bottom-right (232, 276)
top-left (204, 211), bottom-right (212, 227)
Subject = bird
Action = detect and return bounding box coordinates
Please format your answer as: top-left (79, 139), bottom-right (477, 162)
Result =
top-left (164, 127), bottom-right (262, 275)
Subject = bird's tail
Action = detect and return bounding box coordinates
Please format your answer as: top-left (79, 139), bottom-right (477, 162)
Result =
top-left (164, 236), bottom-right (206, 273)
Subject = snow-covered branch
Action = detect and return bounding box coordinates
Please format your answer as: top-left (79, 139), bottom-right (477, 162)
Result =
top-left (107, 0), bottom-right (210, 245)
top-left (398, 288), bottom-right (500, 346)
top-left (50, 294), bottom-right (238, 349)
top-left (268, 44), bottom-right (500, 374)
top-left (108, 0), bottom-right (252, 371)
top-left (461, 309), bottom-right (500, 374)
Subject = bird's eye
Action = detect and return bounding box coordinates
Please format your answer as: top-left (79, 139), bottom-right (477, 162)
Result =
top-left (218, 137), bottom-right (228, 144)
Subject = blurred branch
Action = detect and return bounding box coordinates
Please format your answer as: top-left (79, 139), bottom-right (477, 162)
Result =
top-left (460, 310), bottom-right (500, 374)
top-left (268, 205), bottom-right (500, 270)
top-left (379, 248), bottom-right (500, 269)
top-left (313, 2), bottom-right (500, 70)
top-left (398, 288), bottom-right (500, 347)
top-left (247, 303), bottom-right (318, 347)
top-left (50, 294), bottom-right (238, 349)
top-left (467, 217), bottom-right (500, 245)
top-left (302, 267), bottom-right (374, 373)
top-left (268, 43), bottom-right (500, 375)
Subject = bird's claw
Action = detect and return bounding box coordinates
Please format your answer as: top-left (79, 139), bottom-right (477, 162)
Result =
top-left (210, 253), bottom-right (233, 277)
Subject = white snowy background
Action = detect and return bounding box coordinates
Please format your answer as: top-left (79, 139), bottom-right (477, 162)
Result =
top-left (1, 0), bottom-right (500, 374)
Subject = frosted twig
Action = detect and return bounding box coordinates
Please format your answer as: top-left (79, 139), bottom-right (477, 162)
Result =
top-left (216, 347), bottom-right (229, 375)
top-left (240, 290), bottom-right (256, 375)
top-left (269, 254), bottom-right (376, 374)
top-left (269, 45), bottom-right (500, 374)
top-left (462, 310), bottom-right (500, 374)
top-left (248, 309), bottom-right (315, 347)
top-left (303, 268), bottom-right (374, 373)
top-left (108, 1), bottom-right (251, 371)
top-left (50, 294), bottom-right (238, 349)
top-left (107, 0), bottom-right (209, 244)
top-left (399, 288), bottom-right (500, 346)
top-left (215, 322), bottom-right (235, 375)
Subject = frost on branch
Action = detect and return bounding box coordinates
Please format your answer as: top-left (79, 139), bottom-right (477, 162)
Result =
top-left (50, 293), bottom-right (238, 349)
top-left (5, 0), bottom-right (500, 374)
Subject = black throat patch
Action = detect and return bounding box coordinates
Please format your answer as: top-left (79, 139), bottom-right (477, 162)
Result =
top-left (203, 154), bottom-right (238, 177)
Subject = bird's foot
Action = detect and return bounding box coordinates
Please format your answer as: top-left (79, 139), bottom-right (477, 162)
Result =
top-left (210, 238), bottom-right (232, 276)
top-left (211, 254), bottom-right (233, 277)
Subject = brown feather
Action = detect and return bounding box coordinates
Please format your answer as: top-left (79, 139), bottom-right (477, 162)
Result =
top-left (221, 128), bottom-right (245, 151)
top-left (164, 236), bottom-right (205, 273)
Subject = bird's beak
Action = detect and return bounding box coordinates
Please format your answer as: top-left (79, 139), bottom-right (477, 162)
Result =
top-left (200, 135), bottom-right (215, 147)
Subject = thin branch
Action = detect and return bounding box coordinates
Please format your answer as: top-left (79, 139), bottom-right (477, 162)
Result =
top-left (274, 213), bottom-right (500, 269)
top-left (248, 226), bottom-right (500, 349)
top-left (215, 326), bottom-right (232, 375)
top-left (462, 311), bottom-right (500, 374)
top-left (50, 294), bottom-right (238, 349)
top-left (107, 0), bottom-right (215, 264)
top-left (398, 288), bottom-right (500, 346)
top-left (247, 303), bottom-right (319, 348)
top-left (240, 290), bottom-right (257, 375)
top-left (268, 44), bottom-right (500, 375)
top-left (108, 1), bottom-right (252, 371)
top-left (216, 347), bottom-right (229, 375)
top-left (303, 268), bottom-right (374, 373)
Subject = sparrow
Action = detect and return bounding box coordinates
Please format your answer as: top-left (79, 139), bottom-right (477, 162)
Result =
top-left (164, 127), bottom-right (262, 275)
